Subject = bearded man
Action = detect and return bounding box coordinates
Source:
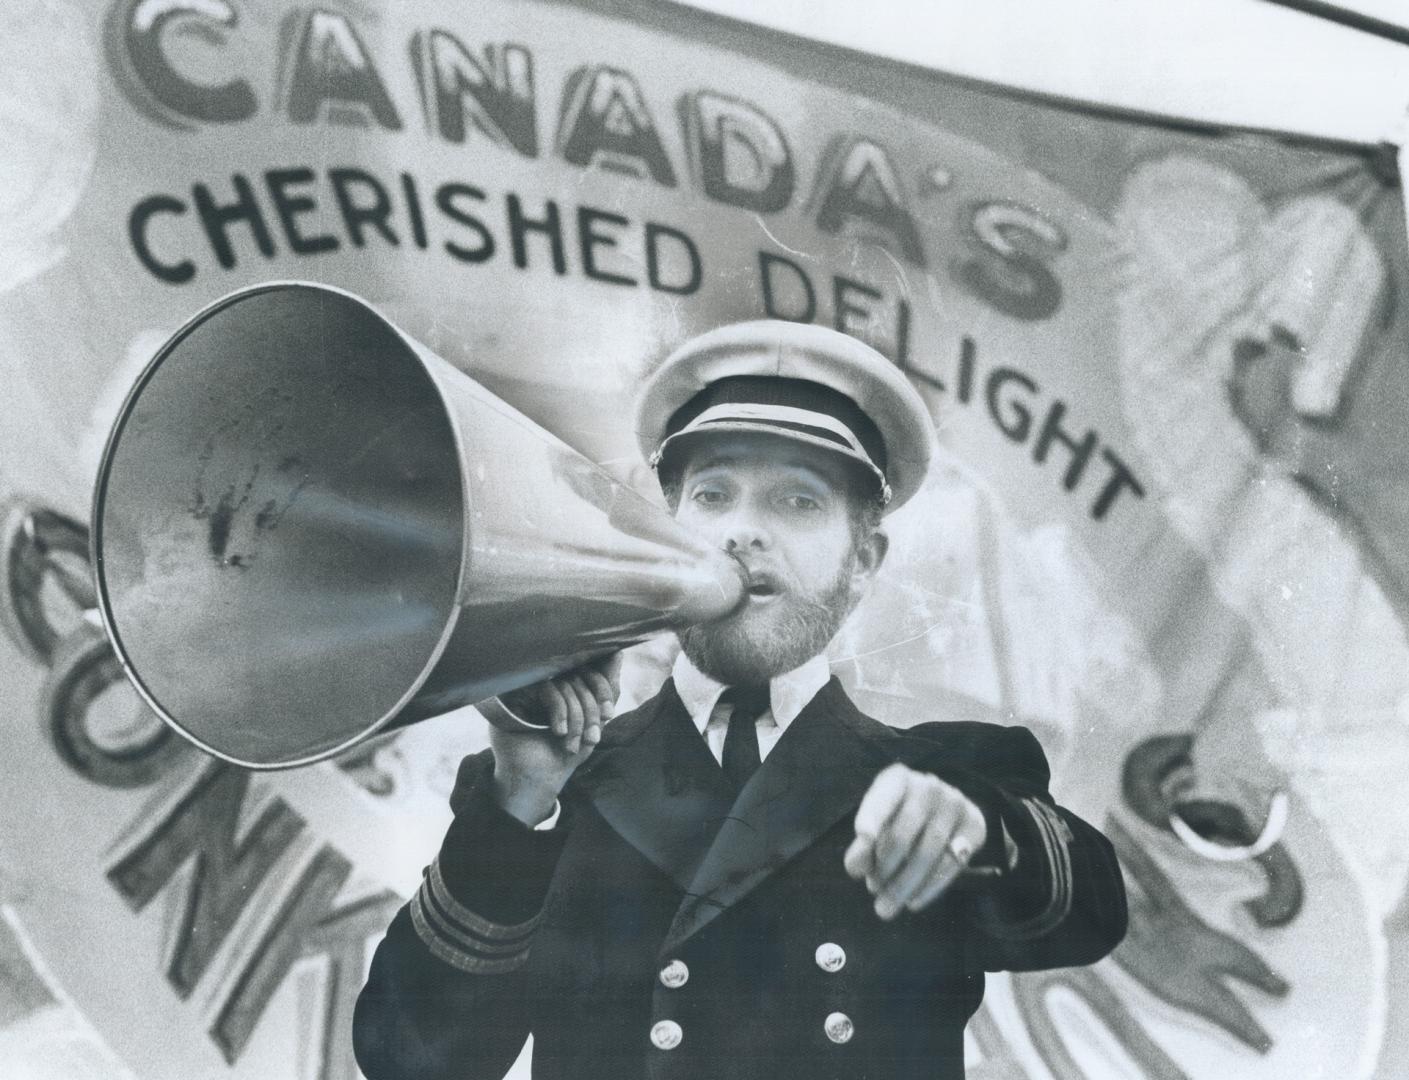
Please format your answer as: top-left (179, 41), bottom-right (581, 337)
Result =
top-left (354, 321), bottom-right (1128, 1080)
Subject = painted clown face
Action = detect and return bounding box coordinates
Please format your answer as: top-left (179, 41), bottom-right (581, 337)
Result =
top-left (669, 432), bottom-right (888, 684)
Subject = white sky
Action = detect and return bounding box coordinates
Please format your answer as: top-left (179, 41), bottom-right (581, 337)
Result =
top-left (683, 0), bottom-right (1409, 145)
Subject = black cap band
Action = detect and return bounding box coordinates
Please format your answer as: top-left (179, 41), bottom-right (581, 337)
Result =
top-left (662, 376), bottom-right (888, 473)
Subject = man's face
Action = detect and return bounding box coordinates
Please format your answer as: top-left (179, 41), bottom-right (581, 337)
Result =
top-left (670, 433), bottom-right (887, 684)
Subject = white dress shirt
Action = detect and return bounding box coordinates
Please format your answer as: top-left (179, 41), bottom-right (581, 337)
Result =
top-left (527, 652), bottom-right (830, 830)
top-left (671, 651), bottom-right (831, 764)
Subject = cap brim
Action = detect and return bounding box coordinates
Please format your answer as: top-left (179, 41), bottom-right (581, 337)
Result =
top-left (653, 423), bottom-right (892, 504)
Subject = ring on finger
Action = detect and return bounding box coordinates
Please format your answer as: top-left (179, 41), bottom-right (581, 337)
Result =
top-left (947, 835), bottom-right (974, 863)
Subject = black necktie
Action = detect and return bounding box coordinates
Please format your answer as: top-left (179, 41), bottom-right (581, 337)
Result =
top-left (719, 683), bottom-right (769, 789)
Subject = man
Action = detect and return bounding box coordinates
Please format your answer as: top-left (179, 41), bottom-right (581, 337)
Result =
top-left (354, 321), bottom-right (1127, 1080)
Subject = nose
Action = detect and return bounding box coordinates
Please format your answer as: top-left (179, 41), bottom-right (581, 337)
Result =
top-left (721, 511), bottom-right (770, 554)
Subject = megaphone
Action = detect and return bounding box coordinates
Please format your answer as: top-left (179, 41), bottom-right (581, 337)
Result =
top-left (92, 282), bottom-right (745, 769)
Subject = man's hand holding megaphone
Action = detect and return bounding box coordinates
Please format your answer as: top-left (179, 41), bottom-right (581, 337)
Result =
top-left (488, 655), bottom-right (624, 828)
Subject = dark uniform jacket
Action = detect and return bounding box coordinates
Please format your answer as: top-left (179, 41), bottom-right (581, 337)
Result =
top-left (354, 677), bottom-right (1127, 1080)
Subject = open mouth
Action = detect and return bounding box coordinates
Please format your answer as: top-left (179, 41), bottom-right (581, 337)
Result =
top-left (745, 578), bottom-right (780, 601)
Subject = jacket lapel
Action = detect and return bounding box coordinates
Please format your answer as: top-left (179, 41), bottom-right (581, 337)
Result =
top-left (574, 681), bottom-right (737, 895)
top-left (662, 678), bottom-right (897, 953)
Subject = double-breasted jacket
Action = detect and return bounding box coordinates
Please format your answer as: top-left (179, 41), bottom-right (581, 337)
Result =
top-left (354, 677), bottom-right (1127, 1080)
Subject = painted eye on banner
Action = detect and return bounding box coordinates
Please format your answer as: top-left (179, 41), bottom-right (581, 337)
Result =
top-left (1122, 733), bottom-right (1302, 929)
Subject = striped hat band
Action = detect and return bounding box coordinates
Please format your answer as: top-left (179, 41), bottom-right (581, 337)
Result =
top-left (648, 377), bottom-right (892, 504)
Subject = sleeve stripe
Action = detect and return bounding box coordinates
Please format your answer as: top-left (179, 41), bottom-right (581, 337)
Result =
top-left (410, 891), bottom-right (531, 974)
top-left (421, 886), bottom-right (538, 956)
top-left (407, 857), bottom-right (543, 974)
top-left (1012, 799), bottom-right (1073, 934)
top-left (427, 859), bottom-right (543, 940)
top-left (981, 798), bottom-right (1074, 940)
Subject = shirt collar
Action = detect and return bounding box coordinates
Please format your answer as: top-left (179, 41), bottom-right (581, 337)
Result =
top-left (671, 650), bottom-right (831, 736)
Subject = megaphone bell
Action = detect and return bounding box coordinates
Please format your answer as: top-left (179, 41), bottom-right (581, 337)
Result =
top-left (92, 282), bottom-right (745, 769)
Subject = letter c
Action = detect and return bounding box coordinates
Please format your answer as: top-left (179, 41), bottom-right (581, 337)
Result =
top-left (114, 0), bottom-right (257, 127)
top-left (129, 195), bottom-right (196, 283)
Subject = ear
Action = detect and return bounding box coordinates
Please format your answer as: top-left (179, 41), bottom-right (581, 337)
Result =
top-left (850, 528), bottom-right (888, 593)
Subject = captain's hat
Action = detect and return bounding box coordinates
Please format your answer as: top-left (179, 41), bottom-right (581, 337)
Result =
top-left (635, 321), bottom-right (934, 512)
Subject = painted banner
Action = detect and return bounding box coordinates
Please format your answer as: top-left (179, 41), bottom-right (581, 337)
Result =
top-left (2, 1), bottom-right (1408, 1077)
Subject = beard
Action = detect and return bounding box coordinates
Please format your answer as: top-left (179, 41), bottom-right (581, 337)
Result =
top-left (678, 554), bottom-right (856, 685)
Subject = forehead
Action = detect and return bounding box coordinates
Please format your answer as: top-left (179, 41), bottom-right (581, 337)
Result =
top-left (676, 433), bottom-right (853, 490)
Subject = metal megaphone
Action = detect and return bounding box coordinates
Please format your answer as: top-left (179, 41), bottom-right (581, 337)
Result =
top-left (92, 282), bottom-right (745, 769)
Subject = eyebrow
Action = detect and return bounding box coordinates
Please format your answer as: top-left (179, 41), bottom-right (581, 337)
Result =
top-left (687, 458), bottom-right (837, 488)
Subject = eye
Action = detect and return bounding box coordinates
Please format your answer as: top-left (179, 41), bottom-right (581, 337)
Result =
top-left (691, 486), bottom-right (729, 507)
top-left (782, 492), bottom-right (822, 512)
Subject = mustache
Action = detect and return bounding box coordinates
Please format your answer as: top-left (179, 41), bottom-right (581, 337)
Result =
top-left (723, 551), bottom-right (852, 617)
top-left (727, 552), bottom-right (793, 590)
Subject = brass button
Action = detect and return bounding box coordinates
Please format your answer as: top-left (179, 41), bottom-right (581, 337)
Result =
top-left (651, 1020), bottom-right (683, 1050)
top-left (824, 1011), bottom-right (854, 1045)
top-left (815, 942), bottom-right (846, 973)
top-left (659, 959), bottom-right (689, 989)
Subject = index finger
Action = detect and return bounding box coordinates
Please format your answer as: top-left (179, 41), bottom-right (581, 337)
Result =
top-left (581, 669), bottom-right (615, 712)
top-left (844, 765), bottom-right (910, 878)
